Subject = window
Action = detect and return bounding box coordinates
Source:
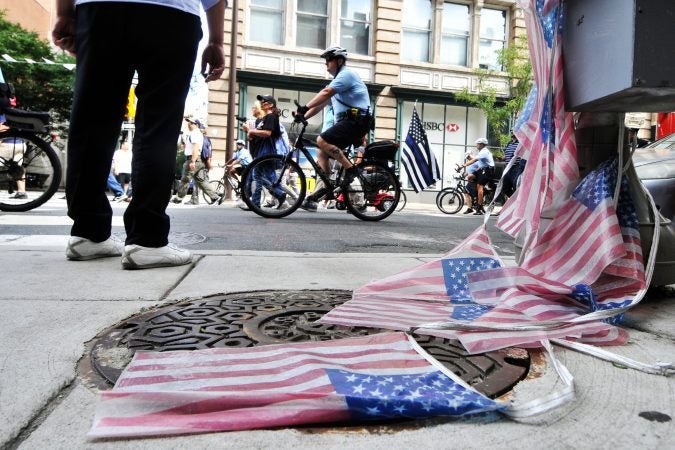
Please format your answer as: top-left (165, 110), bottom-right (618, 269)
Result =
top-left (399, 100), bottom-right (488, 191)
top-left (340, 0), bottom-right (372, 56)
top-left (249, 0), bottom-right (285, 45)
top-left (479, 8), bottom-right (507, 70)
top-left (401, 0), bottom-right (433, 62)
top-left (440, 2), bottom-right (470, 66)
top-left (296, 0), bottom-right (328, 49)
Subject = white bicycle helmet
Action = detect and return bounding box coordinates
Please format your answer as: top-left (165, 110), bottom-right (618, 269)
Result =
top-left (475, 137), bottom-right (489, 145)
top-left (320, 46), bottom-right (349, 60)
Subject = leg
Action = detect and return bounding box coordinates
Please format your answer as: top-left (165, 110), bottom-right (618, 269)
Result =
top-left (67, 3), bottom-right (136, 242)
top-left (317, 136), bottom-right (353, 171)
top-left (122, 5), bottom-right (202, 247)
top-left (173, 160), bottom-right (191, 199)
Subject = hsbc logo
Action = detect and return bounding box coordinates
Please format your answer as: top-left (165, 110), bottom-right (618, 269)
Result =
top-left (421, 121), bottom-right (461, 132)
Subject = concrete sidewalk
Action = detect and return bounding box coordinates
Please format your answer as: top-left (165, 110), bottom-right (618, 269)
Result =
top-left (0, 243), bottom-right (673, 449)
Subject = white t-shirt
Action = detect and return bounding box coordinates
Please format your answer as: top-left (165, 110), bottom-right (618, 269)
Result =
top-left (185, 128), bottom-right (204, 157)
top-left (74, 0), bottom-right (221, 16)
top-left (113, 148), bottom-right (133, 174)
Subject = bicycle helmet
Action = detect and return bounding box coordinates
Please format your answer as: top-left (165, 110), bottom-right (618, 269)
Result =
top-left (320, 46), bottom-right (349, 60)
top-left (475, 137), bottom-right (488, 145)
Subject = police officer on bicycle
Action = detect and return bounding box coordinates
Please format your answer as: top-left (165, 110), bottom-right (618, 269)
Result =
top-left (294, 46), bottom-right (371, 211)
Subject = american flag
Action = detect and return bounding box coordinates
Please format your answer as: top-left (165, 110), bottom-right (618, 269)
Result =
top-left (89, 333), bottom-right (502, 438)
top-left (318, 227), bottom-right (503, 335)
top-left (320, 223), bottom-right (629, 355)
top-left (520, 158), bottom-right (645, 295)
top-left (497, 0), bottom-right (579, 241)
top-left (401, 106), bottom-right (441, 193)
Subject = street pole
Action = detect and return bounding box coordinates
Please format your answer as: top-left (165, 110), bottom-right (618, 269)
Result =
top-left (225, 0), bottom-right (238, 173)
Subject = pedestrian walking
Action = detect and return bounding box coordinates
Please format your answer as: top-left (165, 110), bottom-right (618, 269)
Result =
top-left (171, 117), bottom-right (223, 205)
top-left (54, 0), bottom-right (226, 269)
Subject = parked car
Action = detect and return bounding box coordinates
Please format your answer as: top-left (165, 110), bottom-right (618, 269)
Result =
top-left (633, 132), bottom-right (675, 222)
top-left (632, 132), bottom-right (675, 287)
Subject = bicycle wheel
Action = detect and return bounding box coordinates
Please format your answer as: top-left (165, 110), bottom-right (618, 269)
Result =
top-left (437, 189), bottom-right (464, 214)
top-left (435, 187), bottom-right (455, 210)
top-left (396, 190), bottom-right (407, 212)
top-left (202, 180), bottom-right (224, 205)
top-left (345, 162), bottom-right (400, 221)
top-left (240, 155), bottom-right (306, 218)
top-left (0, 130), bottom-right (62, 212)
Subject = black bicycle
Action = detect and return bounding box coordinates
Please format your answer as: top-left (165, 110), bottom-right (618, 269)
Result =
top-left (436, 173), bottom-right (469, 214)
top-left (239, 114), bottom-right (401, 221)
top-left (436, 165), bottom-right (497, 214)
top-left (0, 107), bottom-right (62, 212)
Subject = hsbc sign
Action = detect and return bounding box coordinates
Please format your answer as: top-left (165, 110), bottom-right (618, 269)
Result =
top-left (421, 121), bottom-right (460, 132)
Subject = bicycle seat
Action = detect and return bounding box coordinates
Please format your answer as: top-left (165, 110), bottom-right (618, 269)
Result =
top-left (3, 108), bottom-right (51, 132)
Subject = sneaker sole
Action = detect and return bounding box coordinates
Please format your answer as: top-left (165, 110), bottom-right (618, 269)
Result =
top-left (121, 258), bottom-right (192, 270)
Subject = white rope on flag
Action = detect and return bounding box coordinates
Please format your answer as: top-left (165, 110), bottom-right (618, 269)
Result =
top-left (503, 339), bottom-right (576, 419)
top-left (552, 338), bottom-right (675, 377)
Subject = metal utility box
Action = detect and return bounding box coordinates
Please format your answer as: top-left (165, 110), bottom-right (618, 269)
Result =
top-left (564, 0), bottom-right (675, 112)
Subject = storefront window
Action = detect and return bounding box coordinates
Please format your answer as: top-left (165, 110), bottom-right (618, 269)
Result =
top-left (479, 8), bottom-right (507, 70)
top-left (401, 0), bottom-right (432, 63)
top-left (399, 100), bottom-right (488, 190)
top-left (249, 0), bottom-right (285, 45)
top-left (440, 2), bottom-right (470, 66)
top-left (296, 0), bottom-right (328, 49)
top-left (340, 0), bottom-right (372, 56)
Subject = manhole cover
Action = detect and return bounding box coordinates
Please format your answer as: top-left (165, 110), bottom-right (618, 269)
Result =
top-left (112, 231), bottom-right (206, 246)
top-left (83, 290), bottom-right (529, 399)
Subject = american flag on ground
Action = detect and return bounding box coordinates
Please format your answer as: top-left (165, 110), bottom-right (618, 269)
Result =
top-left (323, 155), bottom-right (646, 352)
top-left (318, 227), bottom-right (503, 335)
top-left (89, 333), bottom-right (502, 438)
top-left (320, 224), bottom-right (627, 354)
top-left (400, 106), bottom-right (441, 193)
top-left (497, 0), bottom-right (579, 242)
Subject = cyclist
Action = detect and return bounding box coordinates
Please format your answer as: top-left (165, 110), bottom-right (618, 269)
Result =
top-left (225, 139), bottom-right (252, 181)
top-left (461, 137), bottom-right (494, 215)
top-left (294, 46), bottom-right (371, 212)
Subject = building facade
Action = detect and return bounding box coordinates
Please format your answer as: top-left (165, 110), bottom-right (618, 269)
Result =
top-left (207, 0), bottom-right (525, 202)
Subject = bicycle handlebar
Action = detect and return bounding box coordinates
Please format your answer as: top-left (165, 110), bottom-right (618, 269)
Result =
top-left (292, 100), bottom-right (308, 126)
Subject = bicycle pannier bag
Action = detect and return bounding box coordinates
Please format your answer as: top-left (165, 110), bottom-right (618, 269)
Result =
top-left (363, 141), bottom-right (398, 161)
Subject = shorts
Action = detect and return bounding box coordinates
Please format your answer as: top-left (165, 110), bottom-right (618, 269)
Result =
top-left (474, 167), bottom-right (494, 186)
top-left (319, 118), bottom-right (370, 150)
top-left (235, 165), bottom-right (245, 175)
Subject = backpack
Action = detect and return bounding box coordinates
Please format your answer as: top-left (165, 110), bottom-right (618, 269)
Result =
top-left (0, 82), bottom-right (16, 112)
top-left (275, 123), bottom-right (291, 156)
top-left (200, 135), bottom-right (213, 170)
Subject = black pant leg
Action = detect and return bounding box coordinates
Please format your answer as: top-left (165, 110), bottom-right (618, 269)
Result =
top-left (67, 3), bottom-right (135, 241)
top-left (122, 6), bottom-right (202, 247)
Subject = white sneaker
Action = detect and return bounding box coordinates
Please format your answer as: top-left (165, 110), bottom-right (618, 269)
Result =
top-left (66, 236), bottom-right (124, 261)
top-left (121, 243), bottom-right (192, 270)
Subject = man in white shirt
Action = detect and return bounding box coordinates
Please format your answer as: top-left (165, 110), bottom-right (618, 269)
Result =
top-left (54, 0), bottom-right (226, 269)
top-left (171, 117), bottom-right (222, 205)
top-left (462, 138), bottom-right (495, 215)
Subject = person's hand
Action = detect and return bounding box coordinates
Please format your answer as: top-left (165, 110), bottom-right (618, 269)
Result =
top-left (52, 15), bottom-right (76, 54)
top-left (295, 105), bottom-right (309, 116)
top-left (200, 43), bottom-right (225, 82)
